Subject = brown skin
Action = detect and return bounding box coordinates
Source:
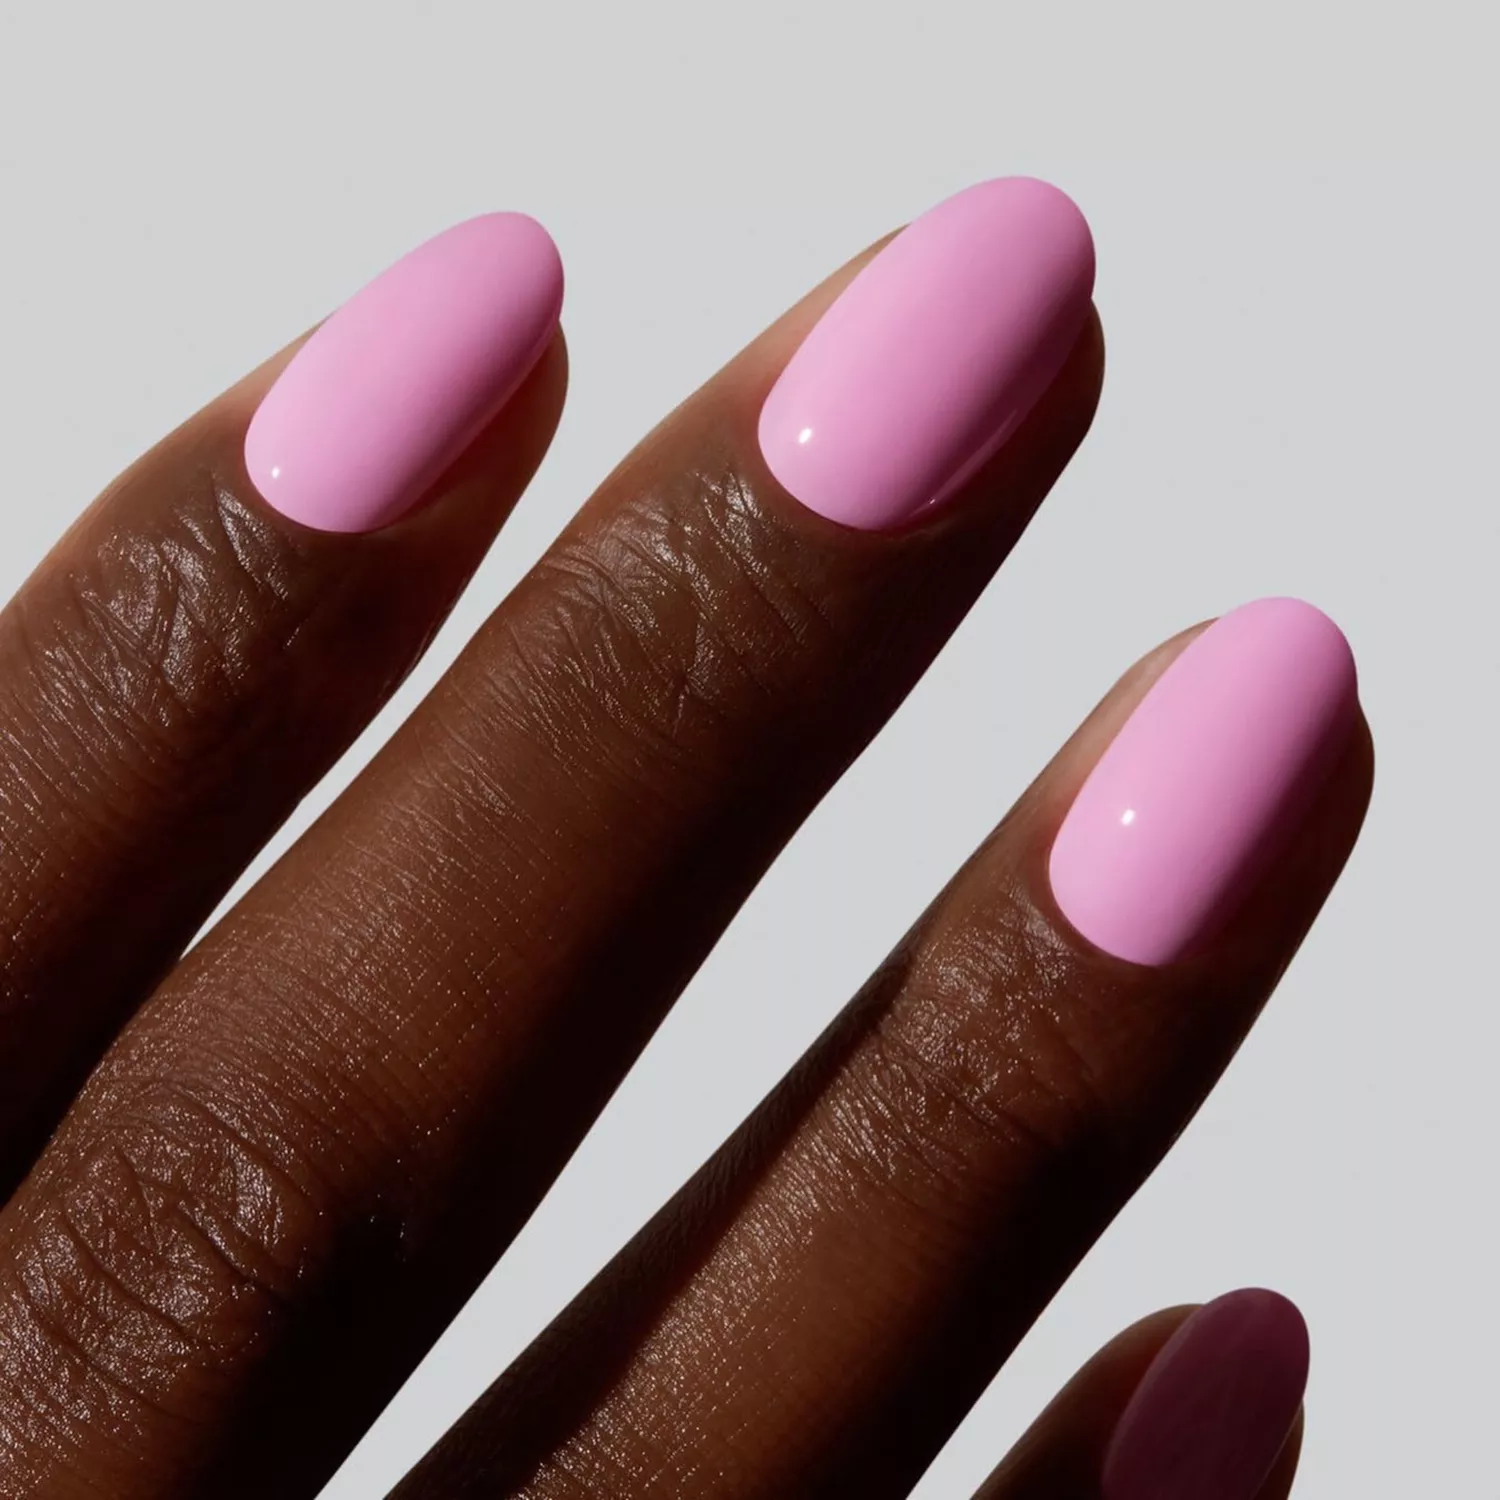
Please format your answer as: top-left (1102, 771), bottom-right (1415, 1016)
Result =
top-left (0, 334), bottom-right (567, 1188)
top-left (394, 635), bottom-right (1366, 1499)
top-left (0, 227), bottom-right (1368, 1499)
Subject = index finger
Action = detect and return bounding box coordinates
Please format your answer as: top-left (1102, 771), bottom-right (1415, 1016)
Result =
top-left (0, 213), bottom-right (565, 1181)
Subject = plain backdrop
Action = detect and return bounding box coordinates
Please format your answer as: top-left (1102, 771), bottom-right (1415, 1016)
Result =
top-left (0, 3), bottom-right (1494, 1495)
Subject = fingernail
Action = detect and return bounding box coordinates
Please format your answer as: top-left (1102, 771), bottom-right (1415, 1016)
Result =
top-left (1103, 1289), bottom-right (1309, 1500)
top-left (1048, 597), bottom-right (1358, 966)
top-left (245, 213), bottom-right (563, 534)
top-left (757, 176), bottom-right (1094, 531)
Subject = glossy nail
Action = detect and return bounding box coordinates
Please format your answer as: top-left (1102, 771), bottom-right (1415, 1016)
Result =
top-left (245, 213), bottom-right (563, 533)
top-left (1103, 1289), bottom-right (1309, 1500)
top-left (1048, 597), bottom-right (1358, 966)
top-left (757, 176), bottom-right (1094, 531)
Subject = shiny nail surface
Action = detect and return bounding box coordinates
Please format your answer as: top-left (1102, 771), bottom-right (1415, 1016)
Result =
top-left (1049, 597), bottom-right (1358, 966)
top-left (757, 176), bottom-right (1095, 531)
top-left (1103, 1289), bottom-right (1309, 1500)
top-left (245, 213), bottom-right (563, 534)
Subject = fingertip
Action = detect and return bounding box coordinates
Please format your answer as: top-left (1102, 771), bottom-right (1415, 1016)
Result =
top-left (1102, 1288), bottom-right (1310, 1500)
top-left (1044, 597), bottom-right (1366, 968)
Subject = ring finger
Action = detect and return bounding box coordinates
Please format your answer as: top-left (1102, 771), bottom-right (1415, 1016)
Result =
top-left (397, 601), bottom-right (1370, 1498)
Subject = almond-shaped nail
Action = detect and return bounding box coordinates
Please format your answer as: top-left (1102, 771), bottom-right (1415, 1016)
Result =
top-left (1103, 1289), bottom-right (1310, 1500)
top-left (245, 213), bottom-right (563, 534)
top-left (1049, 597), bottom-right (1359, 966)
top-left (757, 176), bottom-right (1094, 530)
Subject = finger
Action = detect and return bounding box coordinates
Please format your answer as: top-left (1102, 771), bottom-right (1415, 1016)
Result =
top-left (395, 600), bottom-right (1369, 1498)
top-left (0, 178), bottom-right (1101, 1497)
top-left (975, 1291), bottom-right (1307, 1500)
top-left (0, 214), bottom-right (564, 1181)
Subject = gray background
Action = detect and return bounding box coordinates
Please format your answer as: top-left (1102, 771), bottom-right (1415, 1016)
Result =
top-left (0, 2), bottom-right (1494, 1494)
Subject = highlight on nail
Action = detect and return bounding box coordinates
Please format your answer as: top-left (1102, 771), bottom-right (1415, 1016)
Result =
top-left (245, 212), bottom-right (564, 535)
top-left (1048, 597), bottom-right (1358, 965)
top-left (757, 176), bottom-right (1095, 531)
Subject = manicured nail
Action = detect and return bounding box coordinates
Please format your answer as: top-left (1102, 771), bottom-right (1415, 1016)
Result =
top-left (757, 176), bottom-right (1094, 531)
top-left (1048, 597), bottom-right (1358, 966)
top-left (245, 213), bottom-right (563, 533)
top-left (1103, 1289), bottom-right (1309, 1500)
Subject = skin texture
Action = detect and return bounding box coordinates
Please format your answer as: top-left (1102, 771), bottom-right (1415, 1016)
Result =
top-left (393, 634), bottom-right (1367, 1499)
top-left (0, 217), bottom-right (1369, 1499)
top-left (0, 332), bottom-right (568, 1191)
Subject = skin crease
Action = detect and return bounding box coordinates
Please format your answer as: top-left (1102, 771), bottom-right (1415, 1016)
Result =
top-left (393, 639), bottom-right (1369, 1499)
top-left (0, 248), bottom-right (1104, 1495)
top-left (0, 215), bottom-right (1369, 1498)
top-left (0, 335), bottom-right (568, 1190)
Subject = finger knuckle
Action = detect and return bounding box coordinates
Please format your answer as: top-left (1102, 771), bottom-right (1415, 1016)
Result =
top-left (8, 468), bottom-right (307, 787)
top-left (512, 455), bottom-right (847, 777)
top-left (840, 898), bottom-right (1135, 1215)
top-left (0, 1078), bottom-right (322, 1440)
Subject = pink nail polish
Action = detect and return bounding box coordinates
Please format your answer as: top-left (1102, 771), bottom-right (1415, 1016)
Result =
top-left (245, 213), bottom-right (563, 534)
top-left (1103, 1289), bottom-right (1309, 1500)
top-left (757, 177), bottom-right (1094, 531)
top-left (1049, 598), bottom-right (1358, 966)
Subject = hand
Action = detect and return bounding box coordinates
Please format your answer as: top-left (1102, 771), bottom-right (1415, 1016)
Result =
top-left (0, 179), bottom-right (1369, 1498)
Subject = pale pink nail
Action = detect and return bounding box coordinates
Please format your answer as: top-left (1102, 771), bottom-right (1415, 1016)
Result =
top-left (1049, 598), bottom-right (1359, 966)
top-left (757, 177), bottom-right (1094, 531)
top-left (245, 213), bottom-right (563, 534)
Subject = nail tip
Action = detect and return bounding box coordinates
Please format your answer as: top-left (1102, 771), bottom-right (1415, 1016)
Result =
top-left (1256, 1291), bottom-right (1312, 1383)
top-left (444, 210), bottom-right (567, 341)
top-left (1208, 1286), bottom-right (1311, 1363)
top-left (473, 209), bottom-right (566, 310)
top-left (1233, 595), bottom-right (1361, 717)
top-left (993, 174), bottom-right (1097, 276)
